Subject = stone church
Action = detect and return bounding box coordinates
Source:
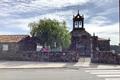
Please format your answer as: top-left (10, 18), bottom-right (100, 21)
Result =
top-left (0, 11), bottom-right (112, 62)
top-left (70, 11), bottom-right (110, 57)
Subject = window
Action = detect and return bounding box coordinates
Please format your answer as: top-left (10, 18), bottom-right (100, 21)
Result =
top-left (75, 21), bottom-right (78, 28)
top-left (2, 44), bottom-right (8, 51)
top-left (75, 21), bottom-right (82, 28)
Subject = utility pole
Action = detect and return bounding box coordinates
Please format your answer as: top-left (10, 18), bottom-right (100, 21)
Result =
top-left (118, 0), bottom-right (120, 46)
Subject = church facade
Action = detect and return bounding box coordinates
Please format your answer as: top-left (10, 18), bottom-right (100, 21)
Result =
top-left (70, 11), bottom-right (110, 57)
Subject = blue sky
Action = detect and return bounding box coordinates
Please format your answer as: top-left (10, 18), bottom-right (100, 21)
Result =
top-left (0, 0), bottom-right (119, 45)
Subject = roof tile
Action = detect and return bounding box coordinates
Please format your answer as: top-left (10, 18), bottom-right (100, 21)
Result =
top-left (0, 35), bottom-right (29, 43)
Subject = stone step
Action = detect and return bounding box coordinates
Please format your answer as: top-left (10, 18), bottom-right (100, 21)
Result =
top-left (78, 57), bottom-right (91, 62)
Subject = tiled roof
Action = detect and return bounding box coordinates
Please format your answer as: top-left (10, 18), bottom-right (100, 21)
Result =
top-left (0, 35), bottom-right (29, 43)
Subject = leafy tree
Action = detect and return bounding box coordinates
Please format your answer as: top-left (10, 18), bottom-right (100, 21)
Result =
top-left (28, 19), bottom-right (71, 49)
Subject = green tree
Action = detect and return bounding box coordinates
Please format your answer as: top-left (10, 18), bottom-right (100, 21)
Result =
top-left (28, 19), bottom-right (71, 49)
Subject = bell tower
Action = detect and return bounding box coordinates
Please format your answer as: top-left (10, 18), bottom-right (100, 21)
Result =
top-left (70, 10), bottom-right (91, 57)
top-left (73, 10), bottom-right (84, 30)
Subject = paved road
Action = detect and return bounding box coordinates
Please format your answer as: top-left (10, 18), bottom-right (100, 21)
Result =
top-left (1, 64), bottom-right (120, 80)
top-left (0, 58), bottom-right (120, 80)
top-left (0, 68), bottom-right (103, 80)
top-left (0, 58), bottom-right (91, 68)
top-left (84, 64), bottom-right (120, 80)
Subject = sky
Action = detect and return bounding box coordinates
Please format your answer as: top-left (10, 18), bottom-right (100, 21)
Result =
top-left (0, 0), bottom-right (119, 45)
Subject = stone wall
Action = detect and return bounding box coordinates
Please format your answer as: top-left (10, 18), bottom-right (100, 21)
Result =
top-left (70, 29), bottom-right (91, 57)
top-left (0, 50), bottom-right (79, 62)
top-left (0, 43), bottom-right (19, 60)
top-left (91, 51), bottom-right (120, 64)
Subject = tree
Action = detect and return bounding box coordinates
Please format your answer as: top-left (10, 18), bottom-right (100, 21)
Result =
top-left (28, 19), bottom-right (71, 49)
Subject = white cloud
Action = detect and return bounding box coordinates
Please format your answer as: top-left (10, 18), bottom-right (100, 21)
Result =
top-left (85, 22), bottom-right (119, 45)
top-left (0, 12), bottom-right (10, 17)
top-left (91, 0), bottom-right (117, 7)
top-left (0, 10), bottom-right (74, 35)
top-left (0, 0), bottom-right (90, 15)
top-left (88, 16), bottom-right (110, 26)
top-left (31, 0), bottom-right (90, 8)
top-left (98, 8), bottom-right (119, 16)
top-left (0, 17), bottom-right (35, 34)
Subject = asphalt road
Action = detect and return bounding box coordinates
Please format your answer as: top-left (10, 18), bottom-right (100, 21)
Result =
top-left (0, 68), bottom-right (103, 80)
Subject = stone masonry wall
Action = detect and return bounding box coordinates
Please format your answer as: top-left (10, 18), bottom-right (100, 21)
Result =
top-left (91, 51), bottom-right (120, 64)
